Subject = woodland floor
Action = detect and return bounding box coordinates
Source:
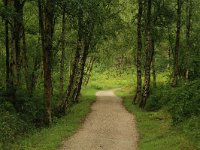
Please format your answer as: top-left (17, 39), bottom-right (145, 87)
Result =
top-left (59, 90), bottom-right (138, 150)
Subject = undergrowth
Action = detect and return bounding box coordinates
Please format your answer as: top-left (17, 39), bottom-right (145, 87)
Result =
top-left (117, 88), bottom-right (199, 150)
top-left (0, 87), bottom-right (97, 150)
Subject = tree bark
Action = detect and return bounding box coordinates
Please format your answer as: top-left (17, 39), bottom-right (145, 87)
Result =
top-left (42, 0), bottom-right (55, 125)
top-left (9, 0), bottom-right (24, 100)
top-left (4, 0), bottom-right (10, 90)
top-left (13, 0), bottom-right (23, 86)
top-left (38, 0), bottom-right (45, 48)
top-left (60, 8), bottom-right (66, 97)
top-left (61, 40), bottom-right (82, 113)
top-left (74, 40), bottom-right (90, 102)
top-left (140, 0), bottom-right (154, 108)
top-left (185, 0), bottom-right (192, 80)
top-left (172, 0), bottom-right (182, 86)
top-left (72, 18), bottom-right (94, 103)
top-left (60, 8), bottom-right (84, 114)
top-left (21, 9), bottom-right (31, 95)
top-left (84, 57), bottom-right (95, 86)
top-left (152, 41), bottom-right (156, 87)
top-left (133, 0), bottom-right (143, 104)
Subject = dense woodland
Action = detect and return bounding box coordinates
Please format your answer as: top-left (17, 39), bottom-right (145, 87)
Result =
top-left (0, 0), bottom-right (199, 149)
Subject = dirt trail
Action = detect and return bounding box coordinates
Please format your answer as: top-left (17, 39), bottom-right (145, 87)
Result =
top-left (59, 90), bottom-right (138, 150)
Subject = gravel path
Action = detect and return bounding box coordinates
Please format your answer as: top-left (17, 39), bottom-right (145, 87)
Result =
top-left (59, 90), bottom-right (138, 150)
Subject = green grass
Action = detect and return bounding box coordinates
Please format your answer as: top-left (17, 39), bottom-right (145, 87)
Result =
top-left (117, 88), bottom-right (197, 150)
top-left (9, 87), bottom-right (97, 150)
top-left (88, 70), bottom-right (135, 90)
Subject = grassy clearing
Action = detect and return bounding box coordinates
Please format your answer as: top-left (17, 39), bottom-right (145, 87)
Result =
top-left (9, 87), bottom-right (96, 150)
top-left (117, 88), bottom-right (198, 150)
top-left (88, 70), bottom-right (135, 90)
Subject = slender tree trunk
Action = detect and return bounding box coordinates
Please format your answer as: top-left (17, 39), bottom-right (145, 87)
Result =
top-left (14, 0), bottom-right (23, 86)
top-left (133, 0), bottom-right (143, 104)
top-left (10, 0), bottom-right (23, 101)
top-left (38, 0), bottom-right (45, 84)
top-left (84, 57), bottom-right (95, 86)
top-left (60, 9), bottom-right (84, 114)
top-left (38, 0), bottom-right (44, 47)
top-left (21, 10), bottom-right (31, 95)
top-left (10, 26), bottom-right (17, 100)
top-left (172, 0), bottom-right (182, 86)
top-left (72, 19), bottom-right (94, 102)
top-left (42, 0), bottom-right (55, 125)
top-left (60, 8), bottom-right (66, 97)
top-left (152, 41), bottom-right (156, 87)
top-left (4, 0), bottom-right (10, 90)
top-left (140, 0), bottom-right (154, 108)
top-left (61, 41), bottom-right (82, 113)
top-left (185, 0), bottom-right (192, 80)
top-left (167, 26), bottom-right (173, 69)
top-left (74, 41), bottom-right (90, 102)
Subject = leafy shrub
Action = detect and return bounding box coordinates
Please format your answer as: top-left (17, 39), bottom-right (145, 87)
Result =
top-left (146, 80), bottom-right (200, 125)
top-left (168, 80), bottom-right (200, 124)
top-left (146, 84), bottom-right (171, 111)
top-left (0, 100), bottom-right (28, 148)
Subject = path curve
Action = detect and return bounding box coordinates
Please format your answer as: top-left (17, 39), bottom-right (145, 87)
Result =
top-left (59, 90), bottom-right (138, 150)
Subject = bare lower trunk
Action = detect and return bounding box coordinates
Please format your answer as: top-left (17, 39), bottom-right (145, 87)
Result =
top-left (185, 0), bottom-right (192, 80)
top-left (84, 57), bottom-right (95, 86)
top-left (60, 8), bottom-right (66, 97)
top-left (152, 41), bottom-right (156, 87)
top-left (60, 9), bottom-right (84, 114)
top-left (140, 0), bottom-right (154, 108)
top-left (133, 0), bottom-right (143, 104)
top-left (10, 0), bottom-right (24, 100)
top-left (21, 14), bottom-right (31, 95)
top-left (42, 0), bottom-right (54, 125)
top-left (4, 0), bottom-right (10, 90)
top-left (61, 41), bottom-right (82, 113)
top-left (74, 42), bottom-right (90, 102)
top-left (172, 0), bottom-right (182, 86)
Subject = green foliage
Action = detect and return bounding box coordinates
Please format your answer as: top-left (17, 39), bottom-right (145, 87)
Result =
top-left (146, 80), bottom-right (200, 125)
top-left (144, 80), bottom-right (200, 149)
top-left (88, 68), bottom-right (135, 90)
top-left (9, 87), bottom-right (96, 150)
top-left (117, 89), bottom-right (194, 150)
top-left (146, 84), bottom-right (171, 111)
top-left (168, 80), bottom-right (200, 124)
top-left (0, 100), bottom-right (28, 149)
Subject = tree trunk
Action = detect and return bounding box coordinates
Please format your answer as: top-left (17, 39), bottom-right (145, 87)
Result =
top-left (60, 8), bottom-right (66, 97)
top-left (72, 18), bottom-right (94, 102)
top-left (74, 40), bottom-right (90, 102)
top-left (38, 0), bottom-right (45, 48)
top-left (42, 0), bottom-right (55, 125)
top-left (13, 0), bottom-right (23, 86)
top-left (61, 41), bottom-right (82, 113)
top-left (152, 41), bottom-right (156, 87)
top-left (21, 11), bottom-right (31, 95)
top-left (133, 0), bottom-right (143, 104)
top-left (60, 8), bottom-right (84, 114)
top-left (4, 0), bottom-right (10, 90)
top-left (185, 0), bottom-right (192, 80)
top-left (140, 0), bottom-right (154, 108)
top-left (172, 0), bottom-right (182, 86)
top-left (10, 0), bottom-right (24, 101)
top-left (84, 57), bottom-right (95, 86)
